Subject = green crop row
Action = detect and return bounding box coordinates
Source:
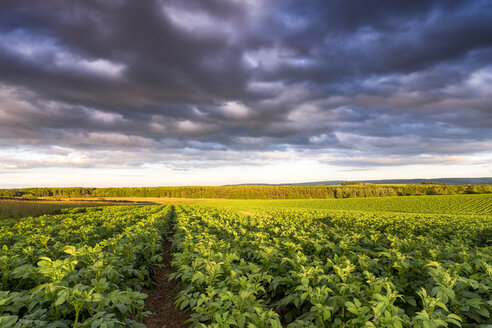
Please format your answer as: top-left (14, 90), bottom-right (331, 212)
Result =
top-left (0, 205), bottom-right (173, 328)
top-left (1, 203), bottom-right (490, 327)
top-left (198, 194), bottom-right (492, 216)
top-left (169, 206), bottom-right (492, 327)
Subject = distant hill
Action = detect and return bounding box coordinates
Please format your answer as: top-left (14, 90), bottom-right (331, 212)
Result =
top-left (230, 177), bottom-right (492, 186)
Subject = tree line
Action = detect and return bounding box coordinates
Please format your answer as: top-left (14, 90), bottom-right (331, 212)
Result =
top-left (1, 184), bottom-right (491, 199)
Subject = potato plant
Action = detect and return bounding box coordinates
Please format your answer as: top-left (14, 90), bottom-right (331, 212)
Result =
top-left (170, 206), bottom-right (491, 327)
top-left (0, 205), bottom-right (174, 327)
top-left (1, 202), bottom-right (490, 328)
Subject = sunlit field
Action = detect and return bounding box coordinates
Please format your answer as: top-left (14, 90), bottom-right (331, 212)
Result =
top-left (1, 194), bottom-right (491, 327)
top-left (197, 194), bottom-right (492, 216)
top-left (0, 198), bottom-right (158, 220)
top-left (0, 199), bottom-right (114, 220)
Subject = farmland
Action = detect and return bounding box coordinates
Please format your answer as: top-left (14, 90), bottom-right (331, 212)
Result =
top-left (0, 199), bottom-right (129, 221)
top-left (200, 194), bottom-right (492, 216)
top-left (171, 206), bottom-right (491, 327)
top-left (0, 195), bottom-right (491, 327)
top-left (0, 205), bottom-right (173, 327)
top-left (0, 197), bottom-right (164, 221)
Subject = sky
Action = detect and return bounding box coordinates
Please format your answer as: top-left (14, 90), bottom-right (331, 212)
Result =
top-left (0, 0), bottom-right (491, 187)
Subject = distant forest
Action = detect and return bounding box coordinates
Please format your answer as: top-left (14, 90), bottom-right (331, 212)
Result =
top-left (1, 184), bottom-right (491, 199)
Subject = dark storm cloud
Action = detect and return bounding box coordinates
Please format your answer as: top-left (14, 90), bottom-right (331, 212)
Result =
top-left (0, 0), bottom-right (491, 169)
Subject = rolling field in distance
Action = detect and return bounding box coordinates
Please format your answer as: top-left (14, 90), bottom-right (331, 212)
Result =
top-left (0, 198), bottom-right (157, 220)
top-left (0, 199), bottom-right (115, 220)
top-left (3, 194), bottom-right (491, 220)
top-left (198, 194), bottom-right (492, 216)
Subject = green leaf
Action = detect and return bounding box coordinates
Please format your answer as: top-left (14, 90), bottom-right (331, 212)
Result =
top-left (0, 315), bottom-right (18, 327)
top-left (116, 303), bottom-right (128, 314)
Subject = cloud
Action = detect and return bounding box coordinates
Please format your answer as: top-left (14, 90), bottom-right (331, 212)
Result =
top-left (0, 0), bottom-right (491, 173)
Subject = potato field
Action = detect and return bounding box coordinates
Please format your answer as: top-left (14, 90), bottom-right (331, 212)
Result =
top-left (0, 206), bottom-right (173, 327)
top-left (1, 197), bottom-right (491, 327)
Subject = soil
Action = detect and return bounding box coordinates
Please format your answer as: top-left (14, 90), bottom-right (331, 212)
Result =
top-left (141, 241), bottom-right (190, 328)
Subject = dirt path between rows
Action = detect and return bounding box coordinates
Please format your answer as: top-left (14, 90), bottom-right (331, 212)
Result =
top-left (141, 241), bottom-right (190, 328)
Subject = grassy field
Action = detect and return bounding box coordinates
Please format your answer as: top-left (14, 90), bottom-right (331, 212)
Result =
top-left (0, 198), bottom-right (157, 220)
top-left (198, 193), bottom-right (492, 216)
top-left (62, 197), bottom-right (216, 204)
